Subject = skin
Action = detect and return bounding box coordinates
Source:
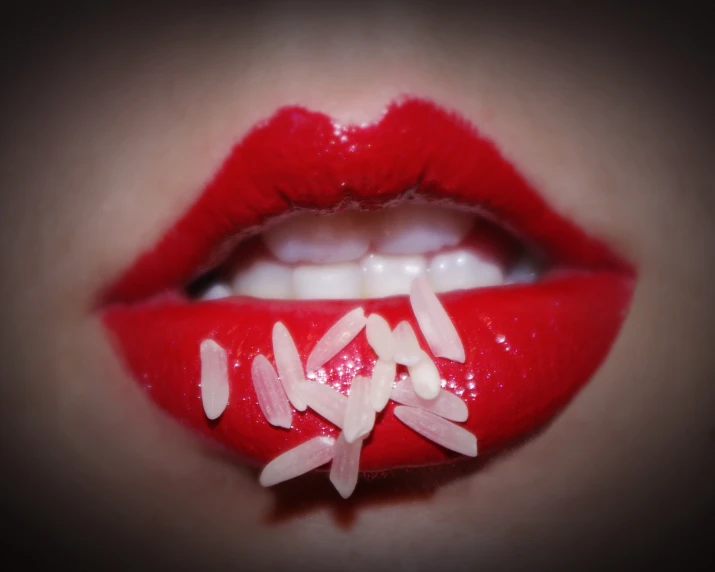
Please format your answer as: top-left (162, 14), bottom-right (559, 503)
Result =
top-left (1, 3), bottom-right (714, 569)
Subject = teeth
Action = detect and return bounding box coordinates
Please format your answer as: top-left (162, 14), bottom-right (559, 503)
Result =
top-left (361, 254), bottom-right (427, 298)
top-left (215, 204), bottom-right (540, 301)
top-left (372, 203), bottom-right (474, 255)
top-left (199, 283), bottom-right (232, 301)
top-left (293, 263), bottom-right (362, 300)
top-left (506, 256), bottom-right (542, 284)
top-left (232, 259), bottom-right (294, 299)
top-left (263, 211), bottom-right (370, 264)
top-left (228, 249), bottom-right (517, 300)
top-left (428, 249), bottom-right (505, 292)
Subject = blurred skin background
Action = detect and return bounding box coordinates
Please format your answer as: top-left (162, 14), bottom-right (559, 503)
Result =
top-left (1, 1), bottom-right (714, 570)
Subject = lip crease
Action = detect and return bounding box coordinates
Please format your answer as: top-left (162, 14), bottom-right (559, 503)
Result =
top-left (100, 97), bottom-right (635, 473)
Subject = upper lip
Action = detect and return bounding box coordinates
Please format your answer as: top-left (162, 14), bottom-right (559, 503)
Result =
top-left (100, 96), bottom-right (635, 476)
top-left (101, 97), bottom-right (628, 305)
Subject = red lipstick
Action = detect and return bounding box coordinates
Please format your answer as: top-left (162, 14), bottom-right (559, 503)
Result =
top-left (101, 97), bottom-right (635, 473)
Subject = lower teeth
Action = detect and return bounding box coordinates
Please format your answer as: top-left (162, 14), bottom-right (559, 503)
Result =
top-left (197, 246), bottom-right (531, 301)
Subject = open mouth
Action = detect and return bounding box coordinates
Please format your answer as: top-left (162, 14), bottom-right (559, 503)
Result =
top-left (100, 97), bottom-right (635, 499)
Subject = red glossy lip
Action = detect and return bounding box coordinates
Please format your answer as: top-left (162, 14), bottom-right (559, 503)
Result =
top-left (101, 97), bottom-right (635, 472)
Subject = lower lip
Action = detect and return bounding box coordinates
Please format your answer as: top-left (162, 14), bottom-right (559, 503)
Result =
top-left (103, 270), bottom-right (633, 471)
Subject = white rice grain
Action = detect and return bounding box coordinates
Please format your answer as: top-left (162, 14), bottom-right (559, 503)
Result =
top-left (251, 354), bottom-right (292, 429)
top-left (409, 276), bottom-right (466, 363)
top-left (343, 376), bottom-right (376, 443)
top-left (259, 436), bottom-right (336, 487)
top-left (369, 358), bottom-right (397, 412)
top-left (392, 321), bottom-right (422, 366)
top-left (329, 433), bottom-right (363, 499)
top-left (391, 377), bottom-right (468, 422)
top-left (407, 350), bottom-right (442, 400)
top-left (394, 406), bottom-right (477, 457)
top-left (365, 313), bottom-right (395, 361)
top-left (200, 339), bottom-right (230, 420)
top-left (272, 322), bottom-right (307, 411)
top-left (306, 307), bottom-right (367, 373)
top-left (298, 381), bottom-right (348, 429)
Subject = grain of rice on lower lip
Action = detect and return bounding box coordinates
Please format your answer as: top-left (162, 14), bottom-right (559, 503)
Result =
top-left (343, 375), bottom-right (375, 443)
top-left (391, 377), bottom-right (468, 422)
top-left (365, 313), bottom-right (395, 361)
top-left (306, 307), bottom-right (367, 373)
top-left (409, 276), bottom-right (466, 363)
top-left (329, 433), bottom-right (363, 499)
top-left (200, 339), bottom-right (230, 420)
top-left (298, 381), bottom-right (348, 429)
top-left (392, 320), bottom-right (422, 366)
top-left (394, 405), bottom-right (477, 457)
top-left (259, 436), bottom-right (336, 487)
top-left (369, 358), bottom-right (397, 412)
top-left (251, 354), bottom-right (292, 429)
top-left (272, 322), bottom-right (308, 411)
top-left (407, 350), bottom-right (442, 400)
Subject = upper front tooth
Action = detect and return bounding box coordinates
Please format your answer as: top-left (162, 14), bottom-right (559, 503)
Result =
top-left (293, 263), bottom-right (362, 299)
top-left (371, 203), bottom-right (474, 255)
top-left (232, 259), bottom-right (294, 298)
top-left (428, 249), bottom-right (504, 292)
top-left (263, 211), bottom-right (370, 264)
top-left (361, 254), bottom-right (427, 298)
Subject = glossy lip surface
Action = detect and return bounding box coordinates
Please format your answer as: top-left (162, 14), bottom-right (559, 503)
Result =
top-left (101, 97), bottom-right (635, 472)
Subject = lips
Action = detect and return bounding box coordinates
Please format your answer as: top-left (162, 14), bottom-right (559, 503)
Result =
top-left (100, 97), bottom-right (635, 473)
